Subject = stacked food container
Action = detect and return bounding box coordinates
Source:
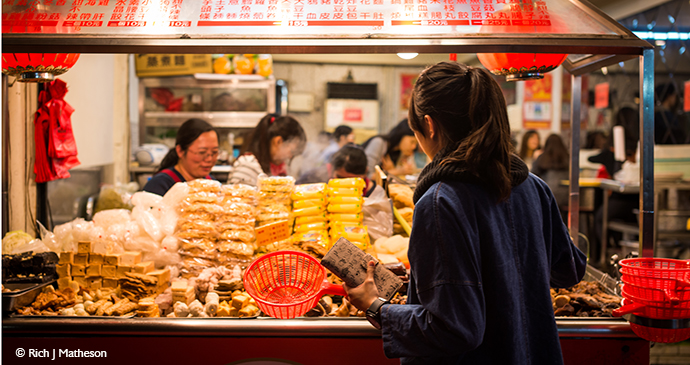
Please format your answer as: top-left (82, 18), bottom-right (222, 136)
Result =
top-left (614, 258), bottom-right (690, 342)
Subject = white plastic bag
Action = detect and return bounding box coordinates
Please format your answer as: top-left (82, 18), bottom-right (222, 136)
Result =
top-left (93, 209), bottom-right (131, 229)
top-left (131, 191), bottom-right (163, 209)
top-left (132, 205), bottom-right (163, 242)
top-left (2, 231), bottom-right (50, 254)
top-left (362, 185), bottom-right (394, 241)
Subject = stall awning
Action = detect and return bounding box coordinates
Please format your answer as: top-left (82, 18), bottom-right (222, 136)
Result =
top-left (2, 0), bottom-right (651, 73)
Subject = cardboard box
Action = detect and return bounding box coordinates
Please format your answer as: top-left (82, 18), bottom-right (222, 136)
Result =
top-left (135, 54), bottom-right (212, 77)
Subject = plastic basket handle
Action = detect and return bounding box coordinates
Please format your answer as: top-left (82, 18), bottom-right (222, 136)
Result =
top-left (319, 281), bottom-right (347, 297)
top-left (613, 301), bottom-right (646, 317)
top-left (680, 272), bottom-right (690, 287)
top-left (663, 288), bottom-right (681, 305)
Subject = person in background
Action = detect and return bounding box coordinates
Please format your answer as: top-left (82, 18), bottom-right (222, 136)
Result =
top-left (344, 61), bottom-right (585, 364)
top-left (655, 82), bottom-right (688, 144)
top-left (589, 106), bottom-right (640, 267)
top-left (229, 113), bottom-right (306, 186)
top-left (297, 145), bottom-right (377, 197)
top-left (320, 125), bottom-right (355, 163)
top-left (362, 119), bottom-right (419, 178)
top-left (585, 130), bottom-right (607, 150)
top-left (518, 129), bottom-right (542, 169)
top-left (532, 134), bottom-right (570, 218)
top-left (143, 118), bottom-right (219, 196)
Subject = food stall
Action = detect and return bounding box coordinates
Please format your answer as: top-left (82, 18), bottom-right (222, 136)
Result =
top-left (2, 0), bottom-right (656, 363)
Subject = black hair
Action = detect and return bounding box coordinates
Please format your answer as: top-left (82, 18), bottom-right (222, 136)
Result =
top-left (606, 106), bottom-right (639, 157)
top-left (655, 82), bottom-right (678, 105)
top-left (333, 125), bottom-right (353, 142)
top-left (385, 119), bottom-right (415, 165)
top-left (536, 134), bottom-right (569, 171)
top-left (241, 113), bottom-right (307, 173)
top-left (331, 144), bottom-right (367, 175)
top-left (408, 61), bottom-right (513, 201)
top-left (156, 118), bottom-right (217, 173)
top-left (518, 130), bottom-right (541, 161)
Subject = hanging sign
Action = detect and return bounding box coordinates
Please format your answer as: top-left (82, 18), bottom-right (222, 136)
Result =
top-left (522, 73), bottom-right (552, 130)
top-left (594, 82), bottom-right (609, 109)
top-left (1, 0), bottom-right (605, 38)
top-left (684, 80), bottom-right (690, 113)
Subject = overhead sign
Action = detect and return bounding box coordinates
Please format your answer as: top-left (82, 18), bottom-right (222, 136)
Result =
top-left (1, 0), bottom-right (607, 37)
top-left (594, 82), bottom-right (609, 109)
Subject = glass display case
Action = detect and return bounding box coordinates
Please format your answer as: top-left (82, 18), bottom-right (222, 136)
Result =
top-left (138, 74), bottom-right (276, 145)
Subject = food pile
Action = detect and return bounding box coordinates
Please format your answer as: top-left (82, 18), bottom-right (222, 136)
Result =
top-left (551, 281), bottom-right (622, 317)
top-left (388, 184), bottom-right (414, 236)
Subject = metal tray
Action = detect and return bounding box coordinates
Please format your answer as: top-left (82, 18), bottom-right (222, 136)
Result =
top-left (2, 280), bottom-right (56, 314)
top-left (583, 264), bottom-right (621, 297)
top-left (10, 313), bottom-right (136, 319)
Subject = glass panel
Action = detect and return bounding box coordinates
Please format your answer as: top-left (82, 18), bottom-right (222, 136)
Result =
top-left (2, 0), bottom-right (620, 37)
top-left (209, 88), bottom-right (267, 112)
top-left (144, 87), bottom-right (203, 112)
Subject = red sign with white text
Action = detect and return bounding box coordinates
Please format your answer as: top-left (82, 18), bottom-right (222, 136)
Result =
top-left (595, 82), bottom-right (609, 109)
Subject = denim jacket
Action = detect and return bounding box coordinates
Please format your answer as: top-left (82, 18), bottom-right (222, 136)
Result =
top-left (381, 173), bottom-right (587, 364)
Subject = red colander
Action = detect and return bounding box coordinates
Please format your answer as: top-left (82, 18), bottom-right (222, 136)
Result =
top-left (620, 274), bottom-right (690, 292)
top-left (619, 258), bottom-right (690, 281)
top-left (629, 323), bottom-right (690, 343)
top-left (620, 281), bottom-right (687, 305)
top-left (615, 291), bottom-right (690, 318)
top-left (243, 251), bottom-right (346, 319)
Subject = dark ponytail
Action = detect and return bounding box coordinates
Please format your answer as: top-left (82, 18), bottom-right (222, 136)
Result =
top-left (241, 113), bottom-right (306, 173)
top-left (408, 62), bottom-right (513, 201)
top-left (156, 118), bottom-right (217, 173)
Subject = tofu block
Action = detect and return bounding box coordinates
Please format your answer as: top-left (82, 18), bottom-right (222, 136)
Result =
top-left (74, 253), bottom-right (89, 266)
top-left (171, 280), bottom-right (187, 292)
top-left (86, 276), bottom-right (102, 290)
top-left (86, 265), bottom-right (102, 277)
top-left (59, 252), bottom-right (74, 264)
top-left (88, 253), bottom-right (104, 265)
top-left (71, 264), bottom-right (86, 277)
top-left (231, 295), bottom-right (250, 310)
top-left (116, 265), bottom-right (132, 279)
top-left (74, 276), bottom-right (87, 288)
top-left (147, 268), bottom-right (171, 287)
top-left (77, 241), bottom-right (92, 254)
top-left (102, 265), bottom-right (117, 278)
top-left (57, 277), bottom-right (72, 290)
top-left (133, 261), bottom-right (154, 274)
top-left (56, 263), bottom-right (71, 277)
top-left (104, 254), bottom-right (121, 266)
top-left (102, 278), bottom-right (119, 289)
top-left (120, 251), bottom-right (142, 266)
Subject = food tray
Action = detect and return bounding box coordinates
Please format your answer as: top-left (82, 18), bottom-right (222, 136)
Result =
top-left (2, 280), bottom-right (56, 314)
top-left (10, 313), bottom-right (136, 319)
top-left (583, 264), bottom-right (621, 297)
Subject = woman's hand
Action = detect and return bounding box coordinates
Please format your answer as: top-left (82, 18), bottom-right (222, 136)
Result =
top-left (381, 155), bottom-right (395, 171)
top-left (343, 261), bottom-right (380, 312)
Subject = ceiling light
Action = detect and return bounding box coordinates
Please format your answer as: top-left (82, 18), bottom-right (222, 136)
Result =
top-left (397, 53), bottom-right (418, 60)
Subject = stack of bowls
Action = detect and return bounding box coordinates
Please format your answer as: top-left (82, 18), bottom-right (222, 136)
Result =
top-left (614, 258), bottom-right (690, 343)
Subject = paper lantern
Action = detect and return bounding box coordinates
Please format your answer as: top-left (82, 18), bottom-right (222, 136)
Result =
top-left (477, 11), bottom-right (568, 81)
top-left (2, 53), bottom-right (80, 83)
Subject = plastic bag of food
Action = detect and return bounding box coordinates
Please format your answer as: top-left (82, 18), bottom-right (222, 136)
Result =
top-left (131, 191), bottom-right (163, 209)
top-left (93, 209), bottom-right (131, 229)
top-left (143, 248), bottom-right (181, 268)
top-left (328, 177), bottom-right (365, 189)
top-left (2, 230), bottom-right (49, 254)
top-left (161, 235), bottom-right (179, 253)
top-left (132, 205), bottom-right (163, 242)
top-left (94, 184), bottom-right (133, 213)
top-left (71, 218), bottom-right (95, 243)
top-left (160, 182), bottom-right (190, 210)
top-left (362, 185), bottom-right (393, 241)
top-left (292, 183), bottom-right (327, 201)
top-left (52, 221), bottom-right (76, 252)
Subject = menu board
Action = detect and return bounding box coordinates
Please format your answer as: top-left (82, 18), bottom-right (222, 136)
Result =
top-left (1, 0), bottom-right (606, 37)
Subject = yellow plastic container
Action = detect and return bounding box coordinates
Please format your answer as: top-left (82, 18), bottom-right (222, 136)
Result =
top-left (327, 187), bottom-right (362, 197)
top-left (295, 213), bottom-right (328, 226)
top-left (294, 222), bottom-right (328, 233)
top-left (328, 177), bottom-right (365, 189)
top-left (331, 225), bottom-right (369, 242)
top-left (292, 198), bottom-right (327, 210)
top-left (292, 183), bottom-right (327, 200)
top-left (328, 196), bottom-right (363, 205)
top-left (327, 203), bottom-right (362, 214)
top-left (327, 213), bottom-right (363, 223)
top-left (293, 205), bottom-right (326, 217)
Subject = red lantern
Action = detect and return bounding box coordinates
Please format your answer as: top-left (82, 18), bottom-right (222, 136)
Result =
top-left (477, 10), bottom-right (568, 81)
top-left (2, 53), bottom-right (80, 83)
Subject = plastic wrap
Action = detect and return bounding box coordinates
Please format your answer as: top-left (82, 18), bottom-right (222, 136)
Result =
top-left (52, 221), bottom-right (76, 252)
top-left (187, 179), bottom-right (222, 194)
top-left (93, 209), bottom-right (131, 229)
top-left (160, 182), bottom-right (190, 208)
top-left (132, 206), bottom-right (163, 242)
top-left (130, 191), bottom-right (163, 209)
top-left (362, 185), bottom-right (393, 241)
top-left (291, 183), bottom-right (327, 200)
top-left (1, 231), bottom-right (50, 254)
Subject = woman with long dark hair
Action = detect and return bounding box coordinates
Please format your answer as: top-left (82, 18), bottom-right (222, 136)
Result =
top-left (518, 129), bottom-right (542, 169)
top-left (143, 118), bottom-right (219, 196)
top-left (344, 62), bottom-right (586, 364)
top-left (229, 113), bottom-right (306, 186)
top-left (362, 119), bottom-right (419, 177)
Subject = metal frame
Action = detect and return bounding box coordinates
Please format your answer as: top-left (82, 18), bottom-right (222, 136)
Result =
top-left (1, 0), bottom-right (657, 258)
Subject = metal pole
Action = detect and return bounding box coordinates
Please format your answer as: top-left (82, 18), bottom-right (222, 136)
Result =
top-left (639, 48), bottom-right (655, 258)
top-left (2, 74), bottom-right (9, 237)
top-left (569, 75), bottom-right (581, 250)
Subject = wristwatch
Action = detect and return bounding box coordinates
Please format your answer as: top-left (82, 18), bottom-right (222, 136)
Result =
top-left (366, 297), bottom-right (389, 330)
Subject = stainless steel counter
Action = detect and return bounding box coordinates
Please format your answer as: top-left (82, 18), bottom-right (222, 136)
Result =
top-left (3, 317), bottom-right (636, 338)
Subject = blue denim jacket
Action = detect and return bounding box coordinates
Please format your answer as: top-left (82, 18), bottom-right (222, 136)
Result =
top-left (381, 173), bottom-right (587, 364)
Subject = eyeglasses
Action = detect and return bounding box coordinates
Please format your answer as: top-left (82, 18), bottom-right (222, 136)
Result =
top-left (187, 149), bottom-right (219, 159)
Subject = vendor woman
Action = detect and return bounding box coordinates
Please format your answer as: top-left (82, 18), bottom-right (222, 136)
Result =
top-left (143, 118), bottom-right (219, 196)
top-left (229, 113), bottom-right (306, 186)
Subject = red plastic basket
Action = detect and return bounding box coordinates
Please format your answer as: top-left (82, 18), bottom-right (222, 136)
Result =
top-left (620, 274), bottom-right (690, 292)
top-left (618, 290), bottom-right (690, 319)
top-left (629, 323), bottom-right (690, 343)
top-left (619, 258), bottom-right (690, 281)
top-left (243, 251), bottom-right (346, 319)
top-left (620, 281), bottom-right (689, 304)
